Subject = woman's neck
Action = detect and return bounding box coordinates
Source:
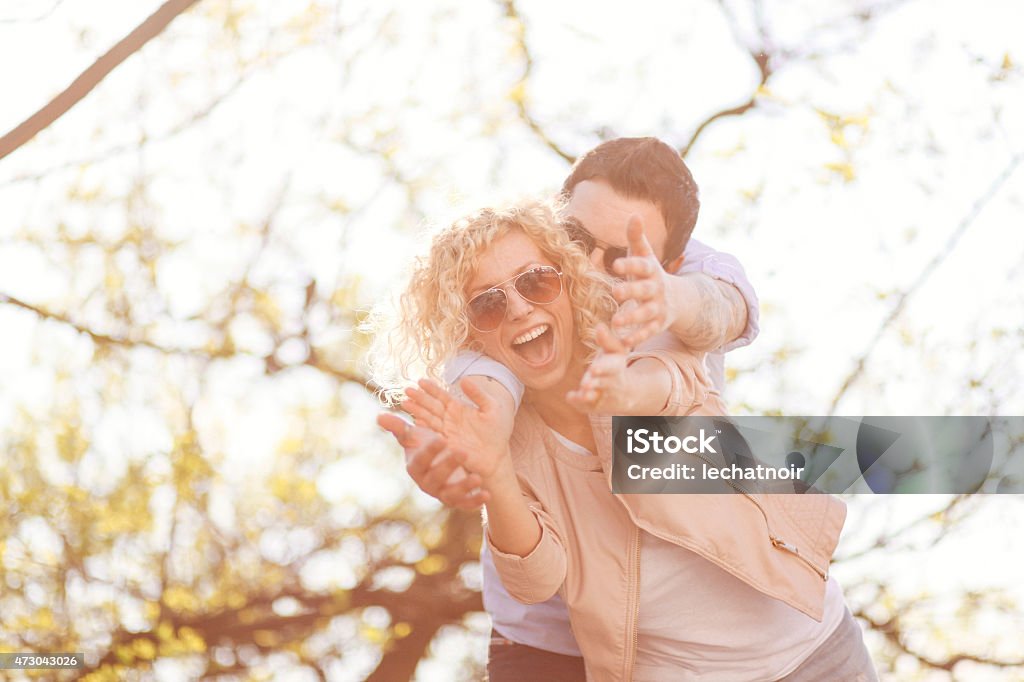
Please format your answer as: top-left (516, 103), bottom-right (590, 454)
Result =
top-left (524, 348), bottom-right (593, 441)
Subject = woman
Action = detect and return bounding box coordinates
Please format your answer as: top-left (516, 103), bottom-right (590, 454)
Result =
top-left (377, 199), bottom-right (877, 681)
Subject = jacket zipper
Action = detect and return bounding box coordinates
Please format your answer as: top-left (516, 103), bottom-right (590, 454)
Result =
top-left (624, 524), bottom-right (641, 680)
top-left (687, 450), bottom-right (829, 581)
top-left (770, 535), bottom-right (828, 580)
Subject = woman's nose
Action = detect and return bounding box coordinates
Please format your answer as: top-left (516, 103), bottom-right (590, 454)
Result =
top-left (505, 287), bottom-right (535, 321)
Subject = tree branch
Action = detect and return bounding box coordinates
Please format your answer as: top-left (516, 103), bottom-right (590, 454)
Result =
top-left (681, 1), bottom-right (773, 159)
top-left (0, 291), bottom-right (381, 394)
top-left (853, 604), bottom-right (1024, 672)
top-left (1, 67), bottom-right (250, 187)
top-left (499, 0), bottom-right (576, 164)
top-left (827, 152), bottom-right (1023, 414)
top-left (0, 0), bottom-right (202, 161)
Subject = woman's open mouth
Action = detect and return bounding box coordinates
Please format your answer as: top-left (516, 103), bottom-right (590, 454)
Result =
top-left (510, 323), bottom-right (556, 367)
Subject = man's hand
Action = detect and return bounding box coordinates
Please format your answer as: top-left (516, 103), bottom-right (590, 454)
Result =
top-left (377, 412), bottom-right (489, 510)
top-left (610, 216), bottom-right (676, 348)
top-left (612, 215), bottom-right (749, 352)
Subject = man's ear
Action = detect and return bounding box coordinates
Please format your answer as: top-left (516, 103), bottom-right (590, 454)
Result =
top-left (663, 254), bottom-right (685, 274)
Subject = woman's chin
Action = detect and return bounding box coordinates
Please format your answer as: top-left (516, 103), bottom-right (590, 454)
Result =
top-left (517, 354), bottom-right (575, 395)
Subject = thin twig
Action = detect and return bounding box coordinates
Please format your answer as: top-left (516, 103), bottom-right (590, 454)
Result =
top-left (827, 152), bottom-right (1023, 414)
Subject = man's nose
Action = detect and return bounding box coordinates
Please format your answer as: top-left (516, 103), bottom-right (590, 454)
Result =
top-left (505, 286), bottom-right (535, 321)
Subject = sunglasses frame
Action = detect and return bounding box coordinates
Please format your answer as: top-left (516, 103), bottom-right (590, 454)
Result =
top-left (562, 217), bottom-right (672, 272)
top-left (466, 265), bottom-right (564, 333)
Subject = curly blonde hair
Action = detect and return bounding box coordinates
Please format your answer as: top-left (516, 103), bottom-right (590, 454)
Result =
top-left (370, 199), bottom-right (617, 404)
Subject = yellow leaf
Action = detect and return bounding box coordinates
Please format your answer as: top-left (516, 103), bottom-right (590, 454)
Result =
top-left (824, 162), bottom-right (856, 182)
top-left (360, 625), bottom-right (387, 645)
top-left (156, 621), bottom-right (174, 642)
top-left (178, 626), bottom-right (206, 653)
top-left (278, 437), bottom-right (304, 454)
top-left (507, 80), bottom-right (527, 105)
top-left (253, 629), bottom-right (278, 647)
top-left (415, 554), bottom-right (448, 575)
top-left (34, 607), bottom-right (54, 629)
top-left (133, 638), bottom-right (156, 660)
top-left (115, 644), bottom-right (135, 664)
top-left (163, 585), bottom-right (199, 613)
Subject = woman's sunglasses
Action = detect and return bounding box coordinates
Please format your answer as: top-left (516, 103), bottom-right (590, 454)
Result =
top-left (467, 266), bottom-right (563, 332)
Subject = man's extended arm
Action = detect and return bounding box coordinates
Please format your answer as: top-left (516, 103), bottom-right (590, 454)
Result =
top-left (611, 221), bottom-right (757, 352)
top-left (663, 272), bottom-right (747, 352)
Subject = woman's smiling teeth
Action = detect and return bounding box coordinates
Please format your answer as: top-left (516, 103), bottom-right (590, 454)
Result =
top-left (510, 323), bottom-right (555, 366)
top-left (512, 324), bottom-right (550, 346)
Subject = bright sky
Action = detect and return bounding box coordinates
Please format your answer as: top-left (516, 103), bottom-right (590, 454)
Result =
top-left (1, 0), bottom-right (1023, 679)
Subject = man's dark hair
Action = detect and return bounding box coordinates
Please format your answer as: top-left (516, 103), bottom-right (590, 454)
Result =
top-left (561, 137), bottom-right (699, 263)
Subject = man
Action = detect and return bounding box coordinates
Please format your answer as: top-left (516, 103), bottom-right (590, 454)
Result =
top-left (379, 137), bottom-right (759, 680)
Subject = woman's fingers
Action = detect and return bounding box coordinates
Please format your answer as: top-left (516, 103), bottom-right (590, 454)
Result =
top-left (439, 471), bottom-right (488, 510)
top-left (596, 323), bottom-right (627, 354)
top-left (377, 412), bottom-right (416, 447)
top-left (568, 384), bottom-right (600, 404)
top-left (441, 487), bottom-right (489, 511)
top-left (407, 385), bottom-right (447, 418)
top-left (566, 389), bottom-right (599, 412)
top-left (566, 390), bottom-right (587, 410)
top-left (420, 450), bottom-right (463, 494)
top-left (403, 392), bottom-right (445, 432)
top-left (404, 432), bottom-right (449, 486)
top-left (418, 378), bottom-right (454, 406)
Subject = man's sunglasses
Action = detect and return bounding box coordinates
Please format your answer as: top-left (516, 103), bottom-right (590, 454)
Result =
top-left (467, 266), bottom-right (563, 332)
top-left (562, 217), bottom-right (669, 271)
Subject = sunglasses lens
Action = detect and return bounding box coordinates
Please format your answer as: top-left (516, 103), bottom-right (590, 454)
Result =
top-left (468, 289), bottom-right (508, 331)
top-left (564, 220), bottom-right (595, 253)
top-left (467, 267), bottom-right (562, 331)
top-left (516, 267), bottom-right (562, 304)
top-left (603, 247), bottom-right (628, 272)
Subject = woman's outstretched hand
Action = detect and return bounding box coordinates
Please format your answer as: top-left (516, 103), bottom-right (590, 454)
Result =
top-left (404, 377), bottom-right (512, 480)
top-left (376, 412), bottom-right (490, 510)
top-left (567, 323), bottom-right (637, 414)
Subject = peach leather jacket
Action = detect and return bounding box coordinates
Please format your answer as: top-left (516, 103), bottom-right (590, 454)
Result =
top-left (484, 350), bottom-right (848, 681)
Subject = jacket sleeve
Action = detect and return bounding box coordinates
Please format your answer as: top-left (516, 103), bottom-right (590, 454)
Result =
top-left (483, 478), bottom-right (567, 605)
top-left (626, 348), bottom-right (718, 416)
